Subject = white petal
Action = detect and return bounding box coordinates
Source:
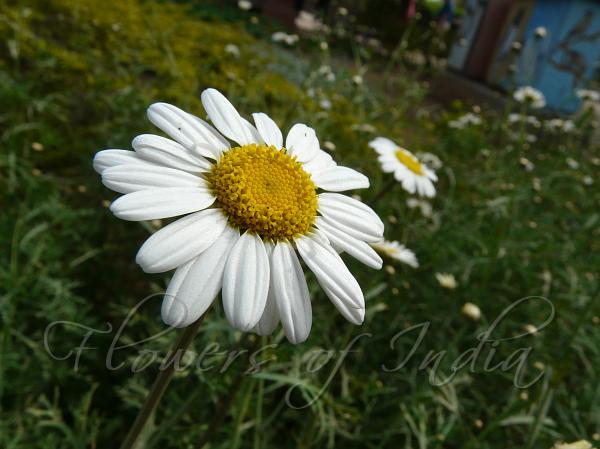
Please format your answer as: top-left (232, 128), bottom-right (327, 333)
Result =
top-left (368, 137), bottom-right (397, 156)
top-left (102, 164), bottom-right (206, 194)
top-left (312, 165), bottom-right (369, 191)
top-left (222, 232), bottom-right (270, 331)
top-left (201, 88), bottom-right (256, 145)
top-left (252, 112), bottom-right (283, 148)
top-left (161, 260), bottom-right (194, 326)
top-left (296, 234), bottom-right (365, 324)
top-left (318, 193), bottom-right (384, 243)
top-left (93, 149), bottom-right (153, 174)
top-left (242, 117), bottom-right (263, 144)
top-left (401, 173), bottom-right (417, 194)
top-left (186, 113), bottom-right (231, 159)
top-left (161, 226), bottom-right (239, 327)
top-left (286, 124), bottom-right (319, 162)
top-left (254, 243), bottom-right (280, 336)
top-left (254, 289), bottom-right (279, 336)
top-left (271, 242), bottom-right (312, 343)
top-left (132, 134), bottom-right (212, 172)
top-left (147, 103), bottom-right (230, 158)
top-left (424, 167), bottom-right (438, 182)
top-left (135, 209), bottom-right (227, 273)
top-left (110, 187), bottom-right (215, 221)
top-left (423, 178), bottom-right (436, 198)
top-left (302, 149), bottom-right (336, 176)
top-left (316, 217), bottom-right (382, 269)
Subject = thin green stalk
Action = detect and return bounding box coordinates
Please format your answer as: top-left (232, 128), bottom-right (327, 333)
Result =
top-left (368, 176), bottom-right (397, 207)
top-left (120, 315), bottom-right (205, 449)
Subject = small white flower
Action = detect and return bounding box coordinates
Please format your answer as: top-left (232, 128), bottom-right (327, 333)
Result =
top-left (319, 98), bottom-right (332, 110)
top-left (524, 324), bottom-right (538, 335)
top-left (448, 112), bottom-right (482, 128)
top-left (317, 64), bottom-right (336, 81)
top-left (323, 140), bottom-right (336, 151)
top-left (526, 115), bottom-right (541, 128)
top-left (369, 137), bottom-right (437, 197)
top-left (319, 41), bottom-right (329, 50)
top-left (461, 302), bottom-right (481, 320)
top-left (295, 11), bottom-right (324, 32)
top-left (514, 86), bottom-right (546, 109)
top-left (508, 113), bottom-right (522, 123)
top-left (272, 32), bottom-right (298, 45)
top-left (553, 441), bottom-right (596, 449)
top-left (519, 157), bottom-right (535, 172)
top-left (224, 44), bottom-right (240, 58)
top-left (93, 88), bottom-right (384, 344)
top-left (566, 157), bottom-right (580, 169)
top-left (352, 74), bottom-right (363, 85)
top-left (534, 26), bottom-right (547, 38)
top-left (351, 123), bottom-right (377, 133)
top-left (563, 119), bottom-right (575, 132)
top-left (576, 89), bottom-right (600, 102)
top-left (371, 240), bottom-right (419, 268)
top-left (436, 273), bottom-right (457, 289)
top-left (238, 0), bottom-right (252, 11)
top-left (337, 6), bottom-right (348, 16)
top-left (406, 198), bottom-right (433, 218)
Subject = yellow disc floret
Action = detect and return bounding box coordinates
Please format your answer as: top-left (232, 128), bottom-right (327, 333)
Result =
top-left (395, 148), bottom-right (424, 175)
top-left (207, 144), bottom-right (318, 241)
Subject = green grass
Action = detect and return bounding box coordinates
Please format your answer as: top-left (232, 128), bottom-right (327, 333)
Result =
top-left (1, 0), bottom-right (599, 448)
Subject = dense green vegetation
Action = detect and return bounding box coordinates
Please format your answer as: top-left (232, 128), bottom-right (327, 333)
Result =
top-left (1, 0), bottom-right (598, 448)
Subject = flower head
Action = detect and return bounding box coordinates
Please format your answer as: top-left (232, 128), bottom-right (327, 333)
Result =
top-left (94, 88), bottom-right (384, 343)
top-left (461, 302), bottom-right (481, 320)
top-left (552, 441), bottom-right (596, 449)
top-left (295, 11), bottom-right (324, 32)
top-left (513, 86), bottom-right (546, 109)
top-left (436, 272), bottom-right (457, 289)
top-left (272, 31), bottom-right (299, 45)
top-left (534, 26), bottom-right (547, 38)
top-left (238, 0), bottom-right (252, 11)
top-left (369, 137), bottom-right (437, 197)
top-left (371, 240), bottom-right (418, 268)
top-left (448, 112), bottom-right (482, 129)
top-left (576, 89), bottom-right (600, 102)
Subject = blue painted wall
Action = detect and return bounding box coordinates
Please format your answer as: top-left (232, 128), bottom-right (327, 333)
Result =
top-left (501, 0), bottom-right (600, 112)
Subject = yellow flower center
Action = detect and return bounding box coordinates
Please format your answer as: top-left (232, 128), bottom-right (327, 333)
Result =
top-left (207, 144), bottom-right (318, 241)
top-left (395, 148), bottom-right (424, 175)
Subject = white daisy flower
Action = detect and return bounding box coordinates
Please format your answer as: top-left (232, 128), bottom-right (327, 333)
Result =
top-left (513, 86), bottom-right (546, 109)
top-left (369, 137), bottom-right (437, 198)
top-left (371, 240), bottom-right (418, 268)
top-left (576, 89), bottom-right (600, 102)
top-left (93, 88), bottom-right (384, 344)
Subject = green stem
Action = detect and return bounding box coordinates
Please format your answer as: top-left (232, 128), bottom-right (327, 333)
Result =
top-left (120, 315), bottom-right (205, 449)
top-left (368, 176), bottom-right (397, 207)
